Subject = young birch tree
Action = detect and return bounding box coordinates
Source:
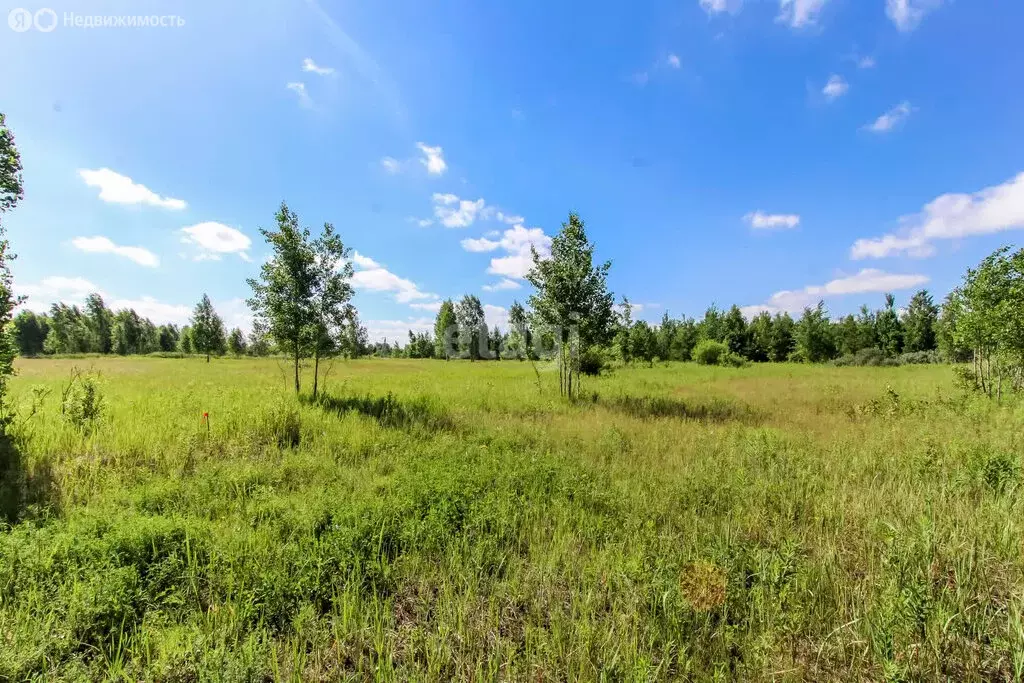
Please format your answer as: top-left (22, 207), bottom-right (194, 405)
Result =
top-left (308, 222), bottom-right (354, 400)
top-left (526, 212), bottom-right (614, 399)
top-left (247, 202), bottom-right (317, 393)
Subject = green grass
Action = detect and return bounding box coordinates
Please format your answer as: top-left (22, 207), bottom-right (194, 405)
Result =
top-left (1, 357), bottom-right (1023, 680)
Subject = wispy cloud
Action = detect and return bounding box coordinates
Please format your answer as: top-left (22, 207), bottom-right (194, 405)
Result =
top-left (699, 0), bottom-right (742, 16)
top-left (286, 82), bottom-right (312, 108)
top-left (302, 57), bottom-right (335, 75)
top-left (777, 0), bottom-right (829, 28)
top-left (745, 211), bottom-right (800, 230)
top-left (482, 278), bottom-right (522, 292)
top-left (886, 0), bottom-right (943, 32)
top-left (864, 101), bottom-right (914, 133)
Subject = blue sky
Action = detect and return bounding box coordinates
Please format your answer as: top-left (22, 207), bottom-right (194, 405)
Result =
top-left (2, 0), bottom-right (1023, 340)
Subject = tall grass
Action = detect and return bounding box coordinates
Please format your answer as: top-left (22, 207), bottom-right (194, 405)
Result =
top-left (0, 357), bottom-right (1022, 680)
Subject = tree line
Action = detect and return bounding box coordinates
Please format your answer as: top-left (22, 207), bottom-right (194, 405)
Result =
top-left (1, 109), bottom-right (1022, 402)
top-left (11, 294), bottom-right (265, 360)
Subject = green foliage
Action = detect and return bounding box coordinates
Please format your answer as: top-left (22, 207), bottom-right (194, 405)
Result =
top-left (692, 339), bottom-right (728, 365)
top-left (875, 293), bottom-right (904, 357)
top-left (12, 310), bottom-right (48, 356)
top-left (795, 302), bottom-right (837, 363)
top-left (578, 345), bottom-right (610, 376)
top-left (723, 304), bottom-right (750, 358)
top-left (614, 296), bottom-right (634, 364)
top-left (178, 326), bottom-right (194, 354)
top-left (526, 212), bottom-right (614, 398)
top-left (902, 289), bottom-right (938, 353)
top-left (455, 294), bottom-right (486, 360)
top-left (0, 113), bottom-right (24, 215)
top-left (629, 320), bottom-right (657, 365)
top-left (433, 299), bottom-right (458, 359)
top-left (227, 328), bottom-right (246, 356)
top-left (60, 368), bottom-right (104, 433)
top-left (189, 294), bottom-right (226, 362)
top-left (247, 202), bottom-right (318, 391)
top-left (945, 245), bottom-right (1024, 397)
top-left (0, 113), bottom-right (22, 430)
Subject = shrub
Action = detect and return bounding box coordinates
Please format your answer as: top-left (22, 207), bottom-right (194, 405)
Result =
top-left (579, 346), bottom-right (611, 376)
top-left (692, 340), bottom-right (728, 366)
top-left (897, 350), bottom-right (943, 365)
top-left (720, 352), bottom-right (748, 368)
top-left (60, 368), bottom-right (104, 434)
top-left (832, 348), bottom-right (888, 367)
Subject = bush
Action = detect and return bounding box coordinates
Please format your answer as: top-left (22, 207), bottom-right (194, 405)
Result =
top-left (720, 352), bottom-right (748, 368)
top-left (579, 346), bottom-right (611, 376)
top-left (60, 369), bottom-right (104, 434)
top-left (897, 350), bottom-right (943, 365)
top-left (692, 340), bottom-right (728, 366)
top-left (832, 348), bottom-right (944, 367)
top-left (832, 348), bottom-right (888, 367)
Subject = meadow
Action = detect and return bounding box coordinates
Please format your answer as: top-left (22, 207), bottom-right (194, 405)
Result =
top-left (1, 356), bottom-right (1023, 681)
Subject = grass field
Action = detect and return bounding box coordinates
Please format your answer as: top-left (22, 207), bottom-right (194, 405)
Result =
top-left (1, 357), bottom-right (1023, 681)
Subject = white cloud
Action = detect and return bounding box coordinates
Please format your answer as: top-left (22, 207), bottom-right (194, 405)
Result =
top-left (858, 56), bottom-right (876, 69)
top-left (351, 251), bottom-right (380, 269)
top-left (666, 54), bottom-right (681, 69)
top-left (460, 236), bottom-right (500, 253)
top-left (17, 276), bottom-right (100, 312)
top-left (777, 0), bottom-right (829, 28)
top-left (302, 57), bottom-right (335, 75)
top-left (348, 252), bottom-right (437, 304)
top-left (699, 0), bottom-right (741, 15)
top-left (380, 157), bottom-right (402, 174)
top-left (71, 236), bottom-right (159, 267)
top-left (483, 304), bottom-right (509, 331)
top-left (632, 72), bottom-right (650, 87)
top-left (822, 74), bottom-right (848, 101)
top-left (416, 142), bottom-right (447, 176)
top-left (886, 0), bottom-right (942, 32)
top-left (15, 277), bottom-right (249, 331)
top-left (111, 296), bottom-right (191, 326)
top-left (431, 192), bottom-right (489, 228)
top-left (495, 212), bottom-right (524, 225)
top-left (464, 224), bottom-right (552, 280)
top-left (744, 269), bottom-right (929, 314)
top-left (865, 101), bottom-right (914, 133)
top-left (482, 278), bottom-right (522, 292)
top-left (180, 222), bottom-right (252, 261)
top-left (850, 172), bottom-right (1024, 259)
top-left (78, 168), bottom-right (185, 210)
top-left (744, 211), bottom-right (800, 230)
top-left (409, 301), bottom-right (443, 313)
top-left (364, 317), bottom-right (435, 343)
top-left (286, 82), bottom-right (312, 107)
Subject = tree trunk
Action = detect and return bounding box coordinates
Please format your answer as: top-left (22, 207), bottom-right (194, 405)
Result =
top-left (293, 346), bottom-right (300, 394)
top-left (206, 351), bottom-right (210, 363)
top-left (313, 351), bottom-right (320, 401)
